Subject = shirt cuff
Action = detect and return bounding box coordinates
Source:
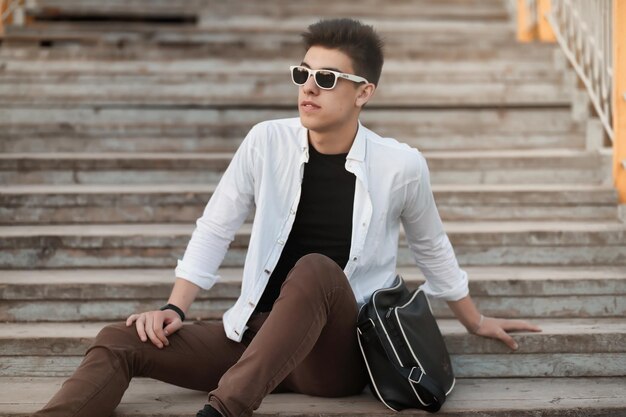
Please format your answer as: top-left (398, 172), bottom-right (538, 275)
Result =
top-left (419, 269), bottom-right (469, 301)
top-left (174, 259), bottom-right (220, 290)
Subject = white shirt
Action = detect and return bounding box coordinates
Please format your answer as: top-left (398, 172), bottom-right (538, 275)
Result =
top-left (175, 117), bottom-right (469, 342)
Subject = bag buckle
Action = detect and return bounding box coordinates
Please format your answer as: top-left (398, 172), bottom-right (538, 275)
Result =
top-left (408, 366), bottom-right (424, 384)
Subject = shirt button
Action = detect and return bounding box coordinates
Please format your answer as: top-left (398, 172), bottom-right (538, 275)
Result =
top-left (248, 301), bottom-right (255, 307)
top-left (362, 222), bottom-right (367, 227)
top-left (353, 257), bottom-right (358, 261)
top-left (278, 239), bottom-right (285, 245)
top-left (264, 269), bottom-right (271, 274)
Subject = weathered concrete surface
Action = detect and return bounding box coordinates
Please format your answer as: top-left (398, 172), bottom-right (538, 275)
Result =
top-left (2, 319), bottom-right (624, 355)
top-left (1, 265), bottom-right (625, 321)
top-left (0, 77), bottom-right (571, 107)
top-left (1, 184), bottom-right (618, 224)
top-left (26, 0), bottom-right (508, 20)
top-left (0, 108), bottom-right (581, 147)
top-left (1, 319), bottom-right (624, 377)
top-left (2, 376), bottom-right (625, 416)
top-left (2, 222), bottom-right (625, 269)
top-left (0, 150), bottom-right (610, 185)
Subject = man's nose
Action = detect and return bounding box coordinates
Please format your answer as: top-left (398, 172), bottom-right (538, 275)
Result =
top-left (302, 74), bottom-right (319, 94)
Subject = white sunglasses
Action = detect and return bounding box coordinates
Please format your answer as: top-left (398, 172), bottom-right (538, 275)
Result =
top-left (290, 65), bottom-right (369, 90)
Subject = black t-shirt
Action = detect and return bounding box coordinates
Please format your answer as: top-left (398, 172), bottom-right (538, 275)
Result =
top-left (254, 142), bottom-right (356, 312)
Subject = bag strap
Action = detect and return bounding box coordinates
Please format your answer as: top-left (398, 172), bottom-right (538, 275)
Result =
top-left (395, 362), bottom-right (445, 413)
top-left (358, 319), bottom-right (446, 413)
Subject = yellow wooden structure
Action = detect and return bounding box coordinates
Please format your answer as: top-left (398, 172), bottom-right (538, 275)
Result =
top-left (0, 0), bottom-right (9, 36)
top-left (516, 0), bottom-right (555, 42)
top-left (613, 0), bottom-right (626, 202)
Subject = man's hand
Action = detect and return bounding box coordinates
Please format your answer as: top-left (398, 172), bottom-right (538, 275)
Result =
top-left (125, 309), bottom-right (183, 349)
top-left (472, 316), bottom-right (541, 350)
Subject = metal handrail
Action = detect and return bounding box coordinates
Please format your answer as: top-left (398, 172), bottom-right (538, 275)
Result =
top-left (547, 0), bottom-right (614, 142)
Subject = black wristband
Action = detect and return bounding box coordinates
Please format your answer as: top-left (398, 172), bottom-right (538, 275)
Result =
top-left (160, 303), bottom-right (186, 322)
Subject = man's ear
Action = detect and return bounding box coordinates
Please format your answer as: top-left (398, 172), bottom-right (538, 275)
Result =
top-left (355, 83), bottom-right (376, 108)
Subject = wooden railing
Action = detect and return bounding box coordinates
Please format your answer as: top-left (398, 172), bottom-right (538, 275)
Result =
top-left (515, 0), bottom-right (626, 203)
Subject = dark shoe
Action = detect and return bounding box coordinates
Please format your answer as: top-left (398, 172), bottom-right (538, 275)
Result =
top-left (196, 404), bottom-right (222, 417)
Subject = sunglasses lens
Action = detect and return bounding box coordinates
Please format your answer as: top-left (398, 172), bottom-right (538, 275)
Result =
top-left (292, 67), bottom-right (309, 85)
top-left (315, 71), bottom-right (336, 89)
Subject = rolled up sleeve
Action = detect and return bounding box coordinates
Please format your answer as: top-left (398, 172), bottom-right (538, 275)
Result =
top-left (175, 128), bottom-right (258, 290)
top-left (400, 152), bottom-right (469, 301)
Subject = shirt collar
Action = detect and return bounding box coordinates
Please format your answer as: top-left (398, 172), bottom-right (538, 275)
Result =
top-left (346, 121), bottom-right (367, 162)
top-left (299, 120), bottom-right (367, 163)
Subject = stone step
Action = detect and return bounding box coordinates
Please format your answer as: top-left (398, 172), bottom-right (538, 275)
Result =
top-left (0, 59), bottom-right (566, 84)
top-left (1, 266), bottom-right (624, 321)
top-left (0, 319), bottom-right (624, 378)
top-left (0, 74), bottom-right (570, 107)
top-left (0, 150), bottom-right (610, 185)
top-left (26, 0), bottom-right (508, 21)
top-left (0, 58), bottom-right (563, 81)
top-left (0, 132), bottom-right (586, 154)
top-left (26, 0), bottom-right (209, 19)
top-left (3, 376), bottom-right (625, 416)
top-left (6, 19), bottom-right (520, 41)
top-left (0, 41), bottom-right (559, 61)
top-left (201, 0), bottom-right (509, 21)
top-left (1, 184), bottom-right (619, 224)
top-left (3, 23), bottom-right (555, 61)
top-left (0, 108), bottom-right (583, 153)
top-left (1, 222), bottom-right (625, 269)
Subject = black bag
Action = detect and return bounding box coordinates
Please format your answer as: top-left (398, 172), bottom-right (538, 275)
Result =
top-left (357, 275), bottom-right (455, 413)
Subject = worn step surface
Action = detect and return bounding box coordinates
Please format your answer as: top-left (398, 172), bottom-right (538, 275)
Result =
top-left (1, 184), bottom-right (619, 224)
top-left (3, 24), bottom-right (559, 62)
top-left (25, 0), bottom-right (508, 21)
top-left (0, 57), bottom-right (564, 79)
top-left (0, 41), bottom-right (559, 62)
top-left (0, 82), bottom-right (570, 107)
top-left (2, 376), bottom-right (625, 416)
top-left (1, 266), bottom-right (624, 321)
top-left (1, 222), bottom-right (625, 269)
top-left (0, 75), bottom-right (570, 107)
top-left (0, 108), bottom-right (584, 153)
top-left (25, 0), bottom-right (209, 19)
top-left (1, 319), bottom-right (625, 378)
top-left (0, 58), bottom-right (570, 107)
top-left (0, 149), bottom-right (611, 185)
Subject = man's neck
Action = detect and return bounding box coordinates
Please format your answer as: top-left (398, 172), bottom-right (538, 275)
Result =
top-left (308, 121), bottom-right (359, 155)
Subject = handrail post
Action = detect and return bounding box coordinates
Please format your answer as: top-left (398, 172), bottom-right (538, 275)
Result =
top-left (613, 0), bottom-right (626, 203)
top-left (537, 0), bottom-right (556, 42)
top-left (516, 0), bottom-right (537, 42)
top-left (0, 0), bottom-right (7, 36)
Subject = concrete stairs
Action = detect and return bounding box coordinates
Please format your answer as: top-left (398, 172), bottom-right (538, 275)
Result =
top-left (1, 0), bottom-right (625, 415)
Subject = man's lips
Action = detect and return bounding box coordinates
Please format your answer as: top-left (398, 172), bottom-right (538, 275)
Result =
top-left (300, 100), bottom-right (321, 109)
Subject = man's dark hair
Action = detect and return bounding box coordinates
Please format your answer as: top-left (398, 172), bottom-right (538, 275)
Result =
top-left (302, 18), bottom-right (384, 86)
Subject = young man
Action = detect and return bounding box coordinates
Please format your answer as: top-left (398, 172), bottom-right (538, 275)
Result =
top-left (35, 18), bottom-right (540, 417)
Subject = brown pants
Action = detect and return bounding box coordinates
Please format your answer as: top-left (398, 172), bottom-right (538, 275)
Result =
top-left (34, 254), bottom-right (368, 417)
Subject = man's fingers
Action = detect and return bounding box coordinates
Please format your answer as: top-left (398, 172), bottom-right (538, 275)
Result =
top-left (134, 314), bottom-right (148, 342)
top-left (125, 313), bottom-right (139, 327)
top-left (496, 328), bottom-right (519, 351)
top-left (163, 319), bottom-right (183, 337)
top-left (502, 319), bottom-right (542, 333)
top-left (144, 314), bottom-right (164, 348)
top-left (152, 315), bottom-right (169, 347)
